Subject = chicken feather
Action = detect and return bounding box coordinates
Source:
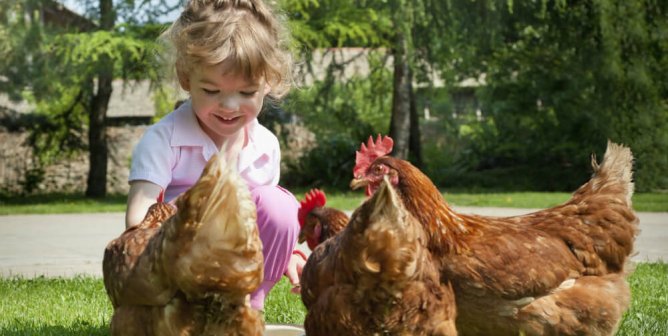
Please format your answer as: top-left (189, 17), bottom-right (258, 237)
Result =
top-left (103, 153), bottom-right (264, 336)
top-left (351, 140), bottom-right (638, 336)
top-left (302, 178), bottom-right (458, 336)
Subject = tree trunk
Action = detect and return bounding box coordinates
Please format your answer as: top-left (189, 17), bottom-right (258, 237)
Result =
top-left (408, 69), bottom-right (422, 168)
top-left (389, 31), bottom-right (411, 160)
top-left (86, 69), bottom-right (112, 198)
top-left (85, 0), bottom-right (115, 198)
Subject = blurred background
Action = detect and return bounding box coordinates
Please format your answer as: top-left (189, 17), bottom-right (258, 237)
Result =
top-left (1, 0), bottom-right (666, 198)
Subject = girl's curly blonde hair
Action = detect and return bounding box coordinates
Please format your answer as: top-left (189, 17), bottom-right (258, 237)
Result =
top-left (162, 0), bottom-right (293, 98)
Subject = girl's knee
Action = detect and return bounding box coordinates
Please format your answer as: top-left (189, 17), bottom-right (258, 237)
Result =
top-left (252, 185), bottom-right (299, 233)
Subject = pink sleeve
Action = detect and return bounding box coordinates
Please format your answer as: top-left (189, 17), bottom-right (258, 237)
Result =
top-left (128, 125), bottom-right (175, 189)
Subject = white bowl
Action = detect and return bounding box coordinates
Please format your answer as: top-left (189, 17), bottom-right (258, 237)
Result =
top-left (264, 324), bottom-right (305, 336)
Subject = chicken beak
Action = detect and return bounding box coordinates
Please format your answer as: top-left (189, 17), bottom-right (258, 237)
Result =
top-left (350, 177), bottom-right (368, 190)
top-left (351, 177), bottom-right (375, 196)
top-left (298, 231), bottom-right (306, 244)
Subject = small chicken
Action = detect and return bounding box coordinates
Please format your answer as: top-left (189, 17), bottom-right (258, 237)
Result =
top-left (103, 153), bottom-right (264, 336)
top-left (351, 135), bottom-right (638, 336)
top-left (297, 189), bottom-right (349, 250)
top-left (301, 178), bottom-right (458, 336)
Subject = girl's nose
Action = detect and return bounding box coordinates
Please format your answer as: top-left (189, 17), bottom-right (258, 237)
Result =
top-left (219, 94), bottom-right (239, 111)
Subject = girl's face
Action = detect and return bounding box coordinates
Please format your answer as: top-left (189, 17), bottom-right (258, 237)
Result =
top-left (178, 62), bottom-right (269, 147)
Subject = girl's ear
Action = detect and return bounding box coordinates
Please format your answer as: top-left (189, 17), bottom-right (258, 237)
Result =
top-left (177, 69), bottom-right (191, 92)
top-left (263, 82), bottom-right (272, 95)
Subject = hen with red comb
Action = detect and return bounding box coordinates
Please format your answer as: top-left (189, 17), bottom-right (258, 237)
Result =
top-left (353, 134), bottom-right (394, 179)
top-left (297, 189), bottom-right (350, 251)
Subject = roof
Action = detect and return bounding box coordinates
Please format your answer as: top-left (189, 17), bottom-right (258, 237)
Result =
top-left (42, 0), bottom-right (97, 31)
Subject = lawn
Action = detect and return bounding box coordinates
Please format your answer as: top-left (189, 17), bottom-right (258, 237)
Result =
top-left (1, 190), bottom-right (666, 215)
top-left (0, 263), bottom-right (666, 335)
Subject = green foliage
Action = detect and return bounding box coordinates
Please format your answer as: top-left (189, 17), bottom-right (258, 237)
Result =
top-left (282, 134), bottom-right (358, 189)
top-left (27, 30), bottom-right (161, 191)
top-left (152, 85), bottom-right (183, 122)
top-left (280, 51), bottom-right (393, 189)
top-left (280, 0), bottom-right (391, 49)
top-left (0, 0), bottom-right (167, 195)
top-left (42, 30), bottom-right (161, 83)
top-left (288, 53), bottom-right (392, 137)
top-left (426, 0), bottom-right (668, 192)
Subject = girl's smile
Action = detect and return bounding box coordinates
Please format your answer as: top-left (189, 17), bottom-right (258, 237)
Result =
top-left (213, 114), bottom-right (242, 126)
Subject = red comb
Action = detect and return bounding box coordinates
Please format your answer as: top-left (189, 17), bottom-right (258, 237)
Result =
top-left (298, 189), bottom-right (326, 227)
top-left (353, 134), bottom-right (394, 178)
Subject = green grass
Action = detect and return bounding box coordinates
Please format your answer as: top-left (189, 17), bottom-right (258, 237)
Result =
top-left (0, 263), bottom-right (665, 335)
top-left (0, 277), bottom-right (112, 335)
top-left (0, 277), bottom-right (304, 335)
top-left (617, 263), bottom-right (668, 335)
top-left (0, 193), bottom-right (128, 215)
top-left (2, 190), bottom-right (666, 215)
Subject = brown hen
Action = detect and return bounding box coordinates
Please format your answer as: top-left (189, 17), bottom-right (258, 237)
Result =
top-left (351, 136), bottom-right (638, 336)
top-left (103, 153), bottom-right (264, 336)
top-left (301, 178), bottom-right (458, 336)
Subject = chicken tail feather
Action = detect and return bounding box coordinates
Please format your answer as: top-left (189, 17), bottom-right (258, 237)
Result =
top-left (590, 141), bottom-right (635, 205)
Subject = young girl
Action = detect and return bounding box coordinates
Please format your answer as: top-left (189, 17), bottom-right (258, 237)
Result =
top-left (125, 0), bottom-right (304, 311)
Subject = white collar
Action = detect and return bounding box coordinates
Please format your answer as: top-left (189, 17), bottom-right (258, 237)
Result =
top-left (170, 100), bottom-right (265, 169)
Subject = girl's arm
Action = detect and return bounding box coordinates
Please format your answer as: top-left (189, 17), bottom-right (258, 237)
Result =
top-left (125, 180), bottom-right (163, 228)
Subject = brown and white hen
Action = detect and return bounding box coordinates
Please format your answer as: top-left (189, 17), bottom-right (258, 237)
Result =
top-left (103, 153), bottom-right (264, 336)
top-left (351, 135), bottom-right (638, 336)
top-left (301, 177), bottom-right (458, 336)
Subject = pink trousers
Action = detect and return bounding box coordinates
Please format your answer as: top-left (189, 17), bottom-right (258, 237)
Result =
top-left (248, 185), bottom-right (300, 310)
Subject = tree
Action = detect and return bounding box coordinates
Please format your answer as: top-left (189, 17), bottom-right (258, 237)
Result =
top-left (284, 0), bottom-right (453, 165)
top-left (387, 4), bottom-right (411, 160)
top-left (1, 0), bottom-right (174, 197)
top-left (431, 0), bottom-right (668, 191)
top-left (86, 0), bottom-right (115, 198)
top-left (281, 0), bottom-right (668, 190)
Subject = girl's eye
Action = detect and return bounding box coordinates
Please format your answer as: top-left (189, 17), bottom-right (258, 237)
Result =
top-left (202, 88), bottom-right (218, 95)
top-left (240, 90), bottom-right (258, 97)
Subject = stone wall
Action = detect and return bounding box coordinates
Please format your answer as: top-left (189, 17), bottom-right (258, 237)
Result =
top-left (0, 125), bottom-right (146, 195)
top-left (0, 122), bottom-right (314, 195)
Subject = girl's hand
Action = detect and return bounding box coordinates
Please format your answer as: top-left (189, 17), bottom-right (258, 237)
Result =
top-left (284, 250), bottom-right (307, 294)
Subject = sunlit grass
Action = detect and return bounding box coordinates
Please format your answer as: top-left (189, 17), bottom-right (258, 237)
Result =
top-left (0, 193), bottom-right (127, 215)
top-left (617, 263), bottom-right (668, 335)
top-left (1, 190), bottom-right (666, 215)
top-left (0, 263), bottom-right (666, 335)
top-left (0, 276), bottom-right (304, 335)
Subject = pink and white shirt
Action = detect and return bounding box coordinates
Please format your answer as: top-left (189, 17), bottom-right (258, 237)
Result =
top-left (129, 100), bottom-right (280, 202)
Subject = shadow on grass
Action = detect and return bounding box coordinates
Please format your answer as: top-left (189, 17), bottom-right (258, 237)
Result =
top-left (1, 320), bottom-right (109, 336)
